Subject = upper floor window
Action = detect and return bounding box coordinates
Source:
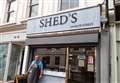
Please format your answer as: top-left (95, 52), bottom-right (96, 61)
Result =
top-left (60, 0), bottom-right (79, 10)
top-left (29, 0), bottom-right (39, 17)
top-left (7, 0), bottom-right (16, 22)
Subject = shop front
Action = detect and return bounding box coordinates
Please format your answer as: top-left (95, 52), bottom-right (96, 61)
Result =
top-left (25, 6), bottom-right (101, 83)
top-left (0, 30), bottom-right (26, 82)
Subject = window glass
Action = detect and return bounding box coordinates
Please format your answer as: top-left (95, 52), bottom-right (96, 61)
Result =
top-left (109, 0), bottom-right (114, 9)
top-left (115, 5), bottom-right (120, 21)
top-left (0, 44), bottom-right (8, 80)
top-left (70, 0), bottom-right (79, 8)
top-left (7, 0), bottom-right (16, 22)
top-left (30, 5), bottom-right (38, 17)
top-left (61, 0), bottom-right (69, 10)
top-left (69, 47), bottom-right (95, 83)
top-left (34, 48), bottom-right (66, 72)
top-left (60, 0), bottom-right (79, 10)
top-left (42, 56), bottom-right (50, 65)
top-left (9, 1), bottom-right (16, 11)
top-left (55, 56), bottom-right (60, 65)
top-left (7, 45), bottom-right (21, 80)
top-left (29, 0), bottom-right (39, 17)
top-left (8, 12), bottom-right (15, 22)
top-left (31, 0), bottom-right (39, 5)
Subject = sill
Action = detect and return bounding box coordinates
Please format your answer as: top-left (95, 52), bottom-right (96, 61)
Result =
top-left (0, 22), bottom-right (16, 28)
top-left (0, 80), bottom-right (14, 83)
top-left (114, 21), bottom-right (120, 24)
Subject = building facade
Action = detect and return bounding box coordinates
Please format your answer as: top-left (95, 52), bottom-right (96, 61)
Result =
top-left (0, 0), bottom-right (119, 83)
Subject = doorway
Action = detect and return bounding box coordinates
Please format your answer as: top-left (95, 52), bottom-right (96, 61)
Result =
top-left (29, 45), bottom-right (96, 83)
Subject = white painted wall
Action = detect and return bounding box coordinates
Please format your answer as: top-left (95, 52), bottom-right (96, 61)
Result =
top-left (0, 0), bottom-right (4, 24)
top-left (85, 0), bottom-right (104, 7)
top-left (110, 24), bottom-right (118, 83)
top-left (0, 30), bottom-right (26, 43)
top-left (0, 1), bottom-right (2, 23)
top-left (0, 0), bottom-right (104, 25)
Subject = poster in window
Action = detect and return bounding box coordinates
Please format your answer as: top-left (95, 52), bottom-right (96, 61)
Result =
top-left (87, 64), bottom-right (94, 72)
top-left (88, 56), bottom-right (93, 64)
top-left (78, 60), bottom-right (84, 67)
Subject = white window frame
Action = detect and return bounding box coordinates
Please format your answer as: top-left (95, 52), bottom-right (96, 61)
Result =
top-left (7, 0), bottom-right (16, 22)
top-left (29, 0), bottom-right (39, 17)
top-left (59, 0), bottom-right (79, 11)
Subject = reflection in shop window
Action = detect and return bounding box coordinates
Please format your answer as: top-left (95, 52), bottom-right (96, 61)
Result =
top-left (55, 56), bottom-right (60, 65)
top-left (0, 44), bottom-right (8, 80)
top-left (35, 48), bottom-right (66, 72)
top-left (69, 47), bottom-right (95, 83)
top-left (42, 56), bottom-right (50, 65)
top-left (7, 45), bottom-right (21, 80)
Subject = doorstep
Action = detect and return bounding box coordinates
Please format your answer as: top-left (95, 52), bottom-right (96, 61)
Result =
top-left (0, 80), bottom-right (14, 83)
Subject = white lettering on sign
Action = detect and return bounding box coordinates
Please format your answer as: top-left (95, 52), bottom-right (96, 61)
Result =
top-left (27, 6), bottom-right (100, 35)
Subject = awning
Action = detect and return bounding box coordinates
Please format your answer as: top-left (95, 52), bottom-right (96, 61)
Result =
top-left (26, 33), bottom-right (98, 45)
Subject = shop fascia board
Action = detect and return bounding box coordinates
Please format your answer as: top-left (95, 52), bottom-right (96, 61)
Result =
top-left (27, 28), bottom-right (100, 38)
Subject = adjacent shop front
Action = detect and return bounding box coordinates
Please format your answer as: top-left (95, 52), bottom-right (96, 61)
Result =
top-left (0, 30), bottom-right (26, 82)
top-left (25, 6), bottom-right (101, 83)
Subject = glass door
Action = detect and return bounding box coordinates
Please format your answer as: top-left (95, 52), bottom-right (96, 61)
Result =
top-left (68, 47), bottom-right (96, 83)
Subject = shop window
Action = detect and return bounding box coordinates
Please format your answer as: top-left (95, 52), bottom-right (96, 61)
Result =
top-left (7, 45), bottom-right (21, 81)
top-left (29, 0), bottom-right (39, 17)
top-left (7, 0), bottom-right (16, 22)
top-left (69, 47), bottom-right (95, 83)
top-left (55, 56), bottom-right (60, 65)
top-left (34, 48), bottom-right (66, 73)
top-left (115, 5), bottom-right (120, 21)
top-left (60, 0), bottom-right (79, 10)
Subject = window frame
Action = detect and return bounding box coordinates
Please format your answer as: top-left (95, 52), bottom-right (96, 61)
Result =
top-left (7, 0), bottom-right (16, 22)
top-left (29, 0), bottom-right (39, 17)
top-left (60, 0), bottom-right (79, 11)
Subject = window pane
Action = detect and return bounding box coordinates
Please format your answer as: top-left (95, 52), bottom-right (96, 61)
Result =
top-left (7, 45), bottom-right (21, 80)
top-left (55, 56), bottom-right (60, 65)
top-left (34, 48), bottom-right (66, 72)
top-left (61, 0), bottom-right (79, 10)
top-left (9, 1), bottom-right (16, 11)
top-left (61, 0), bottom-right (69, 10)
top-left (7, 0), bottom-right (16, 22)
top-left (7, 12), bottom-right (15, 22)
top-left (70, 0), bottom-right (79, 8)
top-left (0, 44), bottom-right (8, 80)
top-left (30, 5), bottom-right (38, 17)
top-left (31, 0), bottom-right (39, 5)
top-left (69, 47), bottom-right (95, 83)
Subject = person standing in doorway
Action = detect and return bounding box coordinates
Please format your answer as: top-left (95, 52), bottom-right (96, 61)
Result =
top-left (27, 55), bottom-right (43, 83)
